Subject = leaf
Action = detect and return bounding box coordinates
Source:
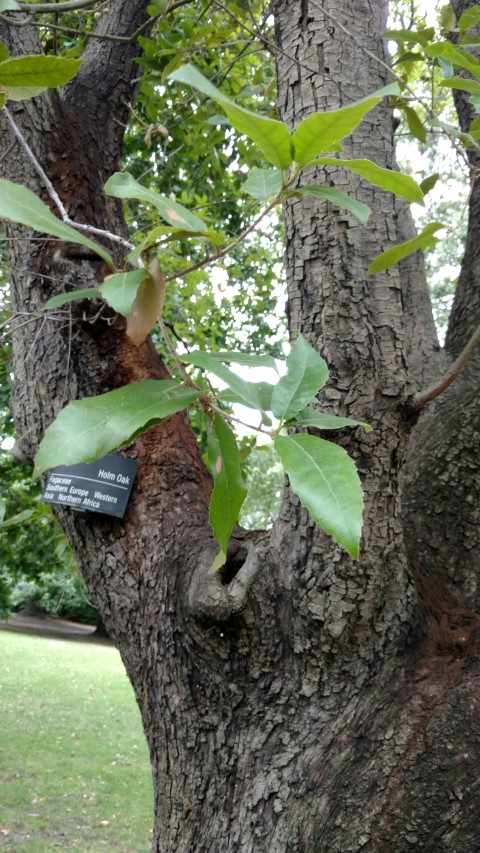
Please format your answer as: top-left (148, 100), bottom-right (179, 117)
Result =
top-left (204, 351), bottom-right (279, 371)
top-left (0, 508), bottom-right (35, 528)
top-left (427, 42), bottom-right (480, 77)
top-left (101, 269), bottom-right (150, 317)
top-left (34, 380), bottom-right (200, 476)
top-left (274, 433), bottom-right (363, 558)
top-left (419, 173), bottom-right (440, 195)
top-left (286, 408), bottom-right (371, 432)
top-left (126, 260), bottom-right (165, 346)
top-left (243, 167), bottom-right (282, 200)
top-left (438, 77), bottom-right (480, 96)
top-left (181, 351), bottom-right (268, 411)
top-left (0, 55), bottom-right (81, 101)
top-left (312, 156), bottom-right (425, 204)
top-left (402, 106), bottom-right (427, 144)
top-left (44, 287), bottom-right (102, 310)
top-left (104, 172), bottom-right (207, 232)
top-left (218, 380), bottom-right (274, 412)
top-left (0, 43), bottom-right (11, 63)
top-left (367, 222), bottom-right (445, 275)
top-left (206, 414), bottom-right (247, 570)
top-left (291, 83), bottom-right (399, 166)
top-left (385, 29), bottom-right (431, 47)
top-left (168, 64), bottom-right (293, 170)
top-left (458, 6), bottom-right (480, 32)
top-left (271, 334), bottom-right (329, 421)
top-left (0, 179), bottom-right (113, 265)
top-left (287, 185), bottom-right (371, 225)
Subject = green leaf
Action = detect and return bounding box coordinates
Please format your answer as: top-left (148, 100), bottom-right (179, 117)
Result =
top-left (207, 414), bottom-right (247, 569)
top-left (44, 287), bottom-right (102, 310)
top-left (286, 408), bottom-right (371, 432)
top-left (43, 270), bottom-right (150, 315)
top-left (0, 43), bottom-right (11, 63)
top-left (438, 77), bottom-right (480, 96)
top-left (168, 64), bottom-right (293, 170)
top-left (402, 106), bottom-right (427, 144)
top-left (101, 270), bottom-right (150, 317)
top-left (204, 351), bottom-right (279, 371)
top-left (291, 83), bottom-right (399, 166)
top-left (367, 222), bottom-right (445, 275)
top-left (0, 55), bottom-right (81, 101)
top-left (0, 179), bottom-right (113, 265)
top-left (218, 381), bottom-right (274, 413)
top-left (384, 29), bottom-right (431, 47)
top-left (419, 173), bottom-right (440, 195)
top-left (271, 334), bottom-right (329, 421)
top-left (458, 6), bottom-right (480, 32)
top-left (288, 185), bottom-right (371, 225)
top-left (427, 41), bottom-right (480, 77)
top-left (181, 351), bottom-right (269, 411)
top-left (104, 172), bottom-right (208, 233)
top-left (34, 380), bottom-right (200, 476)
top-left (243, 167), bottom-right (282, 200)
top-left (274, 433), bottom-right (363, 558)
top-left (0, 508), bottom-right (35, 528)
top-left (312, 157), bottom-right (424, 204)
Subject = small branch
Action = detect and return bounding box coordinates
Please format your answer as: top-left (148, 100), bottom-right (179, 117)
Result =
top-left (17, 0), bottom-right (100, 12)
top-left (5, 108), bottom-right (132, 251)
top-left (158, 316), bottom-right (199, 388)
top-left (164, 196), bottom-right (280, 284)
top-left (408, 322), bottom-right (480, 412)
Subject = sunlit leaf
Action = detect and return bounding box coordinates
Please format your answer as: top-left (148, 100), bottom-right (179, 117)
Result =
top-left (291, 83), bottom-right (399, 166)
top-left (207, 414), bottom-right (247, 570)
top-left (34, 381), bottom-right (200, 476)
top-left (427, 42), bottom-right (480, 77)
top-left (0, 179), bottom-right (113, 265)
top-left (105, 171), bottom-right (208, 232)
top-left (0, 55), bottom-right (81, 100)
top-left (274, 433), bottom-right (363, 558)
top-left (271, 334), bottom-right (329, 420)
top-left (243, 167), bottom-right (282, 200)
top-left (181, 350), bottom-right (269, 411)
top-left (101, 269), bottom-right (149, 317)
top-left (169, 64), bottom-right (294, 170)
top-left (313, 156), bottom-right (424, 203)
top-left (402, 106), bottom-right (427, 144)
top-left (367, 222), bottom-right (445, 275)
top-left (438, 77), bottom-right (480, 96)
top-left (204, 351), bottom-right (279, 371)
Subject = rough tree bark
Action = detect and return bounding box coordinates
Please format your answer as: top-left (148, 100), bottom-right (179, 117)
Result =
top-left (2, 1), bottom-right (480, 851)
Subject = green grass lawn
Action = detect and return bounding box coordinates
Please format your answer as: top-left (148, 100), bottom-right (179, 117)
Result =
top-left (0, 630), bottom-right (153, 852)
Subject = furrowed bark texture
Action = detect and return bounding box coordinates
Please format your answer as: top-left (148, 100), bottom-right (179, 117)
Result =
top-left (401, 0), bottom-right (480, 772)
top-left (2, 0), bottom-right (480, 851)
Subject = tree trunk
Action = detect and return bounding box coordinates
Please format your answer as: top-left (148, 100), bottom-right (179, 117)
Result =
top-left (2, 1), bottom-right (480, 851)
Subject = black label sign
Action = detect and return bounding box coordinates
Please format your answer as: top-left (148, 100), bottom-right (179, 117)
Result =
top-left (42, 454), bottom-right (138, 518)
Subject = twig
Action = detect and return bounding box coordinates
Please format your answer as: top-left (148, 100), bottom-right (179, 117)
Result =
top-left (164, 196), bottom-right (280, 284)
top-left (17, 0), bottom-right (99, 12)
top-left (158, 316), bottom-right (199, 388)
top-left (408, 322), bottom-right (480, 412)
top-left (4, 109), bottom-right (132, 251)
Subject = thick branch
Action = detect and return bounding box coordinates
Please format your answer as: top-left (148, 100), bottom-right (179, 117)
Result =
top-left (408, 321), bottom-right (480, 412)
